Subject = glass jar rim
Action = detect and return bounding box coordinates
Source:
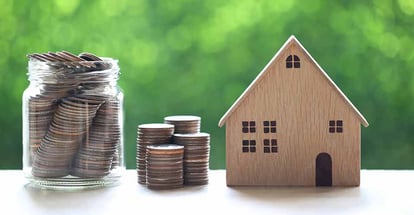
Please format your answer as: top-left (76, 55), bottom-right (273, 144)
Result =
top-left (27, 57), bottom-right (120, 84)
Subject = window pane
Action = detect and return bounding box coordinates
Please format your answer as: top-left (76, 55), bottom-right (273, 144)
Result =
top-left (264, 139), bottom-right (270, 145)
top-left (263, 121), bottom-right (269, 126)
top-left (242, 121), bottom-right (248, 126)
top-left (250, 127), bottom-right (256, 133)
top-left (250, 121), bottom-right (255, 126)
top-left (242, 128), bottom-right (248, 133)
top-left (270, 121), bottom-right (276, 126)
top-left (271, 147), bottom-right (278, 153)
top-left (336, 120), bottom-right (343, 126)
top-left (250, 140), bottom-right (256, 145)
top-left (286, 62), bottom-right (292, 68)
top-left (271, 128), bottom-right (276, 133)
top-left (293, 55), bottom-right (300, 61)
top-left (264, 128), bottom-right (269, 133)
top-left (264, 147), bottom-right (270, 153)
top-left (337, 127), bottom-right (343, 133)
top-left (243, 140), bottom-right (249, 145)
top-left (242, 147), bottom-right (249, 153)
top-left (286, 55), bottom-right (292, 61)
top-left (250, 147), bottom-right (256, 152)
top-left (271, 139), bottom-right (277, 145)
top-left (329, 127), bottom-right (335, 133)
top-left (329, 120), bottom-right (335, 126)
top-left (294, 62), bottom-right (300, 68)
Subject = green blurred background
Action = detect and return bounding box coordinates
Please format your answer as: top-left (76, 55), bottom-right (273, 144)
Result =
top-left (0, 0), bottom-right (413, 169)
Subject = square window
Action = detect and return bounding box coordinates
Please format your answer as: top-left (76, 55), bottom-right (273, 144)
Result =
top-left (271, 139), bottom-right (277, 145)
top-left (264, 139), bottom-right (270, 145)
top-left (271, 147), bottom-right (278, 153)
top-left (242, 140), bottom-right (256, 153)
top-left (263, 120), bottom-right (277, 134)
top-left (242, 121), bottom-right (256, 133)
top-left (329, 120), bottom-right (344, 134)
top-left (264, 147), bottom-right (270, 153)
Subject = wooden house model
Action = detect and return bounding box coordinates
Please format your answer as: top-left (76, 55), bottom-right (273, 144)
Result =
top-left (218, 35), bottom-right (369, 186)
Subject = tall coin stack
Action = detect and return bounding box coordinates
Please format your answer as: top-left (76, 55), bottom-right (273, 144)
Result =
top-left (136, 123), bottom-right (174, 184)
top-left (146, 144), bottom-right (184, 190)
top-left (72, 98), bottom-right (122, 178)
top-left (173, 133), bottom-right (210, 185)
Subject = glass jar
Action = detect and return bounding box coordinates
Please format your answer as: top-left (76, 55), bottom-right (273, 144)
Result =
top-left (22, 57), bottom-right (125, 190)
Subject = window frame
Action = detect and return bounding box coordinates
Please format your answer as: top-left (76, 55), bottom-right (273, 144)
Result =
top-left (329, 120), bottom-right (343, 133)
top-left (263, 139), bottom-right (278, 153)
top-left (242, 140), bottom-right (256, 153)
top-left (242, 121), bottom-right (256, 133)
top-left (263, 120), bottom-right (277, 133)
top-left (286, 55), bottom-right (300, 68)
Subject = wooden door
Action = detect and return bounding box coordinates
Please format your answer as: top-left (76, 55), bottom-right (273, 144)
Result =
top-left (316, 152), bottom-right (332, 186)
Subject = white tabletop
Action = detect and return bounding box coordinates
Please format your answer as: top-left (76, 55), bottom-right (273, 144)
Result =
top-left (1, 170), bottom-right (413, 215)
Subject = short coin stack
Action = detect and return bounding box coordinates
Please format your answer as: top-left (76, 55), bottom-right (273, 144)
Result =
top-left (146, 144), bottom-right (184, 190)
top-left (164, 115), bottom-right (201, 134)
top-left (173, 133), bottom-right (210, 185)
top-left (136, 123), bottom-right (174, 184)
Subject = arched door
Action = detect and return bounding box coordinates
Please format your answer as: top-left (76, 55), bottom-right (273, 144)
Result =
top-left (315, 152), bottom-right (332, 186)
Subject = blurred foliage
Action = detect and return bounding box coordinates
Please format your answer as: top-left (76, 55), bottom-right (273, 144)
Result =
top-left (0, 0), bottom-right (413, 169)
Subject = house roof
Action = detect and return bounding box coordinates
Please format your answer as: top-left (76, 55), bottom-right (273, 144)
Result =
top-left (218, 35), bottom-right (369, 128)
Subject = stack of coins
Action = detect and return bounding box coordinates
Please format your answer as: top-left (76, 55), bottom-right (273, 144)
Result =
top-left (32, 96), bottom-right (102, 178)
top-left (136, 123), bottom-right (174, 184)
top-left (164, 115), bottom-right (201, 134)
top-left (146, 144), bottom-right (184, 190)
top-left (72, 98), bottom-right (121, 177)
top-left (173, 133), bottom-right (210, 185)
top-left (27, 95), bottom-right (57, 160)
top-left (27, 51), bottom-right (122, 178)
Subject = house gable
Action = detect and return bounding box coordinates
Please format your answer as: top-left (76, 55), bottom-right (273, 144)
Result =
top-left (218, 35), bottom-right (369, 128)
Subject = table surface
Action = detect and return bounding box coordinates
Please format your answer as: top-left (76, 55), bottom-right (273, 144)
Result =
top-left (1, 170), bottom-right (412, 215)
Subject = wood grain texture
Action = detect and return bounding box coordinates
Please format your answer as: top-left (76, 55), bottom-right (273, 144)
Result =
top-left (221, 36), bottom-right (367, 186)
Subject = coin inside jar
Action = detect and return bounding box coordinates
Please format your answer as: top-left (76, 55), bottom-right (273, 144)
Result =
top-left (26, 51), bottom-right (123, 180)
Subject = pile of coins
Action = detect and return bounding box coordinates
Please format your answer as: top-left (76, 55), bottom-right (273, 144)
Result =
top-left (137, 115), bottom-right (210, 190)
top-left (173, 133), bottom-right (210, 185)
top-left (27, 51), bottom-right (122, 178)
top-left (72, 98), bottom-right (122, 178)
top-left (146, 144), bottom-right (184, 190)
top-left (136, 123), bottom-right (174, 184)
top-left (164, 115), bottom-right (201, 133)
